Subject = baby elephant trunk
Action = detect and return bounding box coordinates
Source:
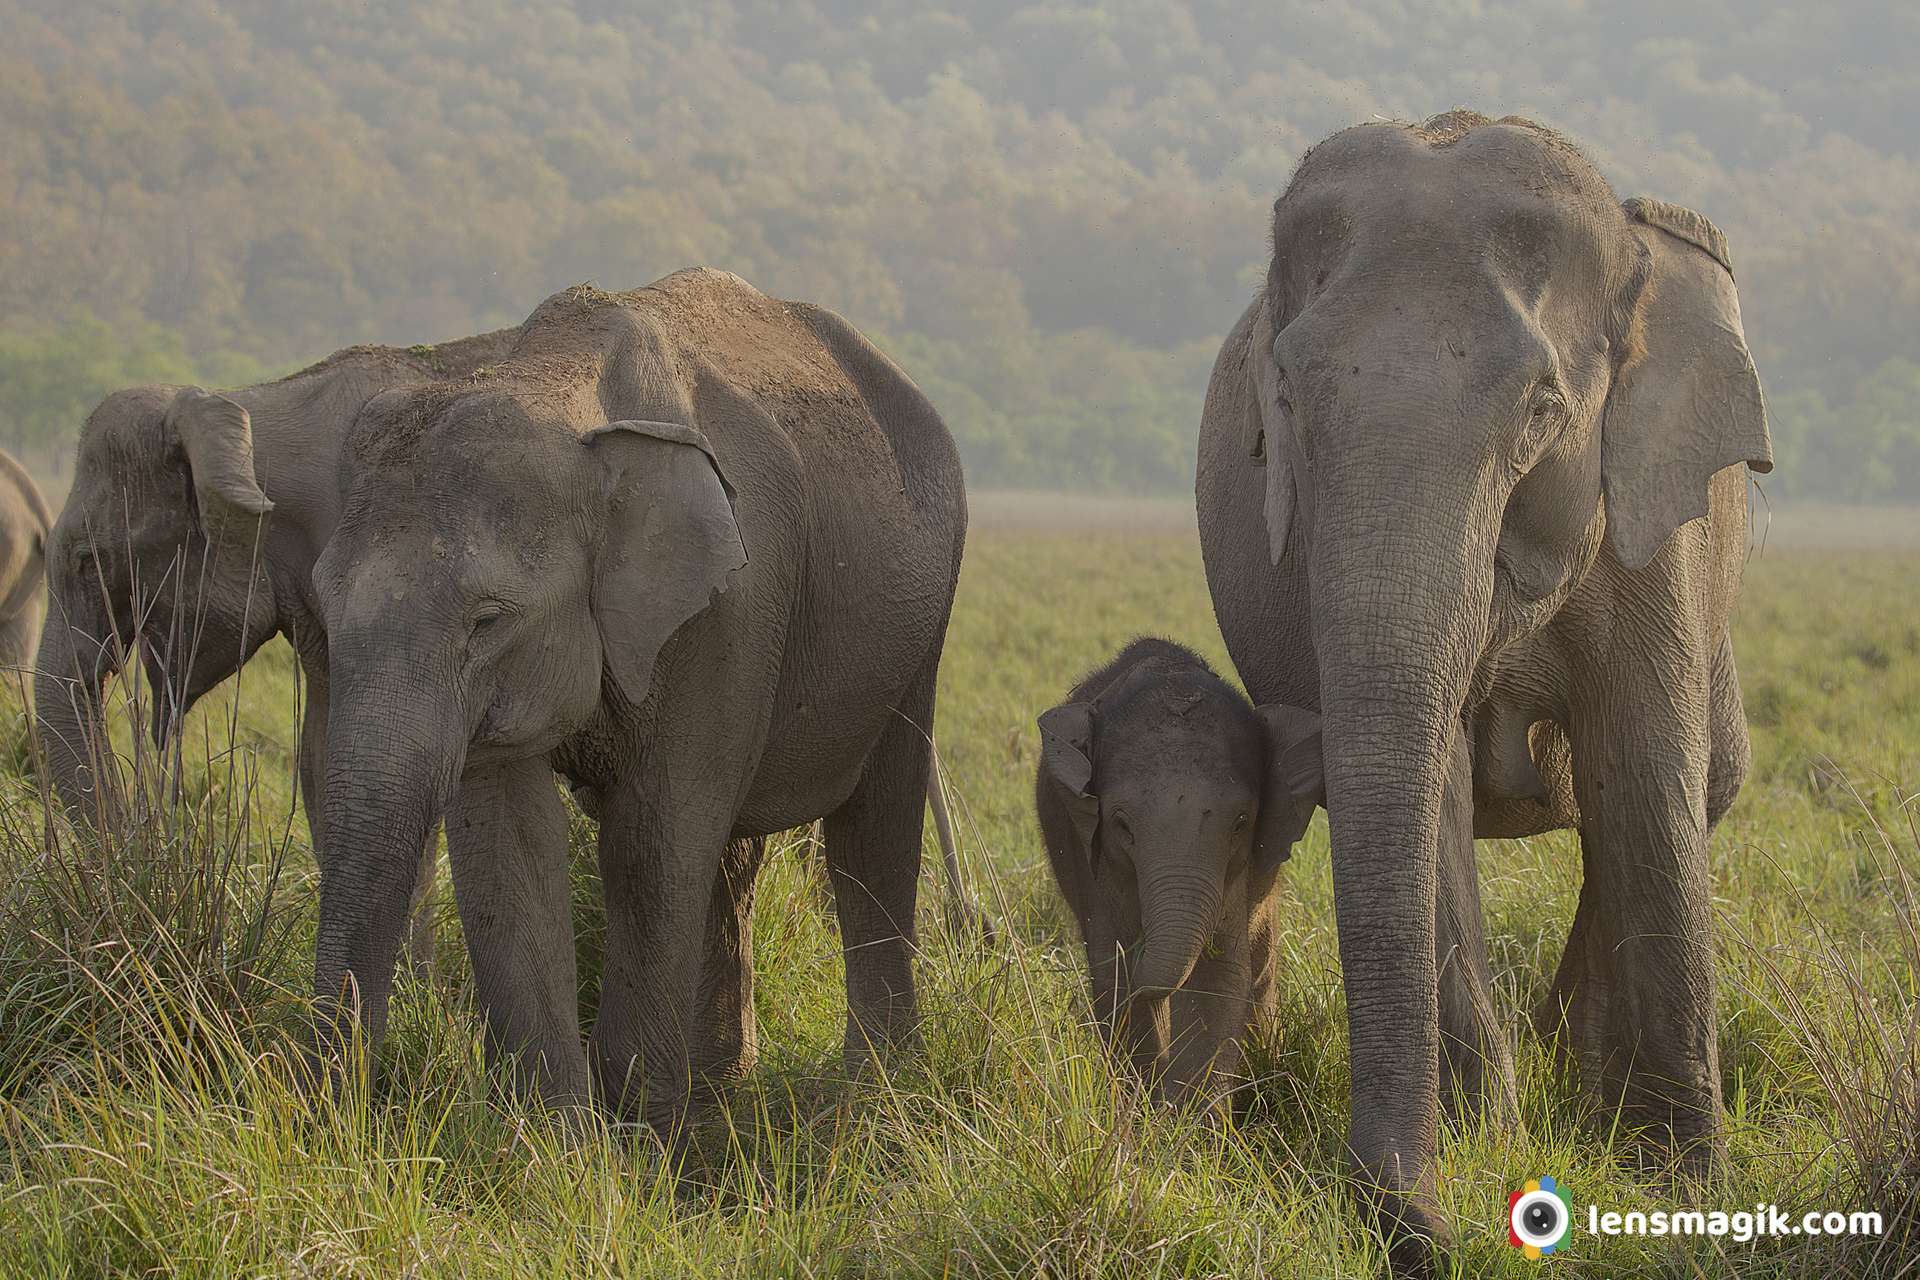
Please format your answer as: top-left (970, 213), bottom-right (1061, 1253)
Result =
top-left (1132, 864), bottom-right (1225, 1009)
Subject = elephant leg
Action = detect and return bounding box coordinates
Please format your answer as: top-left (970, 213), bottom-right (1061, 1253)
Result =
top-left (1704, 635), bottom-right (1750, 833)
top-left (822, 658), bottom-right (936, 1068)
top-left (445, 758), bottom-right (590, 1107)
top-left (297, 672), bottom-right (332, 861)
top-left (1567, 638), bottom-right (1723, 1173)
top-left (590, 780), bottom-right (732, 1127)
top-left (690, 835), bottom-right (764, 1090)
top-left (1436, 725), bottom-right (1522, 1132)
top-left (404, 839), bottom-right (440, 974)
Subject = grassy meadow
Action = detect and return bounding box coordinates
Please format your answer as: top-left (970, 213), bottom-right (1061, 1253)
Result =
top-left (0, 498), bottom-right (1916, 1277)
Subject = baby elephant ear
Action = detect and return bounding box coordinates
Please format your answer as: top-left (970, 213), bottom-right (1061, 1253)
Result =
top-left (1037, 701), bottom-right (1100, 866)
top-left (586, 420), bottom-right (747, 708)
top-left (1252, 703), bottom-right (1324, 872)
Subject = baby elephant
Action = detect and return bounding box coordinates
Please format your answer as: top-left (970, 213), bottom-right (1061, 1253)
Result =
top-left (1037, 638), bottom-right (1323, 1108)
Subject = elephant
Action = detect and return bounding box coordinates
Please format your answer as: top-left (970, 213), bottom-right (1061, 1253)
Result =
top-left (1195, 112), bottom-right (1771, 1264)
top-left (0, 448), bottom-right (54, 671)
top-left (1036, 637), bottom-right (1322, 1108)
top-left (305, 268), bottom-right (967, 1125)
top-left (34, 331), bottom-right (516, 957)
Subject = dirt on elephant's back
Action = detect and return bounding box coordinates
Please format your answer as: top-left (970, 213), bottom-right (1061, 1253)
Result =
top-left (621, 268), bottom-right (852, 401)
top-left (618, 269), bottom-right (895, 462)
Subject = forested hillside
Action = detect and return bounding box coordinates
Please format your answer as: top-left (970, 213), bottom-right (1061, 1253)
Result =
top-left (4, 1), bottom-right (1917, 497)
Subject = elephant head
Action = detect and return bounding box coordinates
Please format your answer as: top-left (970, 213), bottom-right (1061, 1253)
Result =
top-left (1247, 112), bottom-right (1770, 1218)
top-left (1036, 641), bottom-right (1323, 1107)
top-left (35, 385), bottom-right (278, 826)
top-left (307, 393), bottom-right (746, 1058)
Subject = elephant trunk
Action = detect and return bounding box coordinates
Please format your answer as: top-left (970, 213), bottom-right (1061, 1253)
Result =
top-left (1132, 865), bottom-right (1225, 1004)
top-left (1307, 452), bottom-right (1498, 1200)
top-left (311, 662), bottom-right (463, 1070)
top-left (33, 597), bottom-right (125, 830)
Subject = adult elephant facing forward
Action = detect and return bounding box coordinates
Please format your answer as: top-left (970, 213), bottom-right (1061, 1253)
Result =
top-left (1196, 112), bottom-right (1770, 1263)
top-left (310, 269), bottom-right (966, 1125)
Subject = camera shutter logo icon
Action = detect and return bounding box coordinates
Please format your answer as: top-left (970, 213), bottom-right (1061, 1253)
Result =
top-left (1508, 1176), bottom-right (1570, 1257)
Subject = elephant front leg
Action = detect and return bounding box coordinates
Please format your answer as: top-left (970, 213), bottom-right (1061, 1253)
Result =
top-left (445, 757), bottom-right (590, 1108)
top-left (690, 835), bottom-right (765, 1091)
top-left (1565, 647), bottom-right (1723, 1174)
top-left (590, 781), bottom-right (732, 1128)
top-left (1436, 725), bottom-right (1522, 1133)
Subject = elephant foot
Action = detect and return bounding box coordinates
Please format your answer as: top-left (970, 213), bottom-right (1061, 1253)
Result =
top-left (840, 1010), bottom-right (924, 1082)
top-left (1605, 1059), bottom-right (1725, 1180)
top-left (689, 1042), bottom-right (758, 1099)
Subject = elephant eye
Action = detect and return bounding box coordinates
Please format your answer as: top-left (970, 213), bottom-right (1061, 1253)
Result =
top-left (469, 602), bottom-right (511, 634)
top-left (1250, 428), bottom-right (1267, 464)
top-left (1516, 383), bottom-right (1570, 463)
top-left (1231, 812), bottom-right (1250, 836)
top-left (1529, 385), bottom-right (1566, 421)
top-left (1109, 808), bottom-right (1135, 846)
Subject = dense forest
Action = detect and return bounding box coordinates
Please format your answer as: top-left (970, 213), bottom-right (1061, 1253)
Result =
top-left (3, 1), bottom-right (1917, 498)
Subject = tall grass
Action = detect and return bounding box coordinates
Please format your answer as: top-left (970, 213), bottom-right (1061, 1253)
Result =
top-left (0, 536), bottom-right (1915, 1276)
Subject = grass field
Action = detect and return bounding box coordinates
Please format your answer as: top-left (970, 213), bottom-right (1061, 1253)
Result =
top-left (1, 503), bottom-right (1916, 1277)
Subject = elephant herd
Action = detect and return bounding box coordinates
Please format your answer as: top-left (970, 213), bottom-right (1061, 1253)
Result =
top-left (18, 112), bottom-right (1772, 1270)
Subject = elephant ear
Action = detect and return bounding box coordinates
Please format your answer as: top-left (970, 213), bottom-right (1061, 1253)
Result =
top-left (1251, 703), bottom-right (1323, 873)
top-left (166, 387), bottom-right (274, 543)
top-left (1247, 301), bottom-right (1308, 566)
top-left (586, 419), bottom-right (748, 708)
top-left (1601, 199), bottom-right (1773, 571)
top-left (1037, 701), bottom-right (1100, 867)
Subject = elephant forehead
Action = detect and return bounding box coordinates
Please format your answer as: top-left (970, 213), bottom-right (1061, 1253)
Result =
top-left (1099, 731), bottom-right (1260, 798)
top-left (1275, 128), bottom-right (1624, 309)
top-left (1286, 117), bottom-right (1615, 215)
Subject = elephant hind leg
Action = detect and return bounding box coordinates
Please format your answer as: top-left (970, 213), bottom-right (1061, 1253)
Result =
top-left (822, 655), bottom-right (938, 1070)
top-left (1536, 846), bottom-right (1614, 1083)
top-left (690, 835), bottom-right (765, 1090)
top-left (1436, 726), bottom-right (1523, 1133)
top-left (1705, 636), bottom-right (1750, 833)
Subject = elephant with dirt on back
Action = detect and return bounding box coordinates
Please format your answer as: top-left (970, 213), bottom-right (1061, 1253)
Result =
top-left (307, 268), bottom-right (967, 1126)
top-left (1195, 111), bottom-right (1771, 1269)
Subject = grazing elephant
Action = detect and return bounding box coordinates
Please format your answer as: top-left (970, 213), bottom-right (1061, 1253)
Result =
top-left (0, 449), bottom-right (53, 672)
top-left (1195, 112), bottom-right (1771, 1263)
top-left (34, 333), bottom-right (515, 957)
top-left (1037, 638), bottom-right (1322, 1108)
top-left (308, 268), bottom-right (967, 1123)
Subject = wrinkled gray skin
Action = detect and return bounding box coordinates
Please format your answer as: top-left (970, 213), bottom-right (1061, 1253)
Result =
top-left (1037, 638), bottom-right (1321, 1109)
top-left (34, 333), bottom-right (515, 960)
top-left (1196, 112), bottom-right (1771, 1266)
top-left (310, 268), bottom-right (966, 1123)
top-left (0, 449), bottom-right (54, 671)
